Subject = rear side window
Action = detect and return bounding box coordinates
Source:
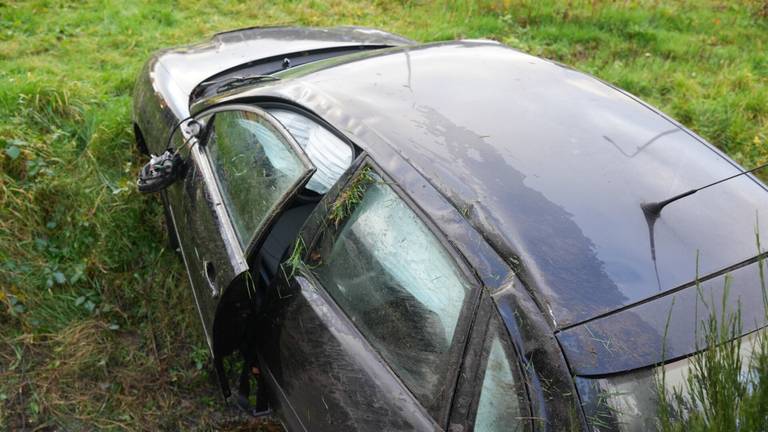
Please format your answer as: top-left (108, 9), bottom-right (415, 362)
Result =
top-left (473, 319), bottom-right (530, 432)
top-left (312, 168), bottom-right (471, 406)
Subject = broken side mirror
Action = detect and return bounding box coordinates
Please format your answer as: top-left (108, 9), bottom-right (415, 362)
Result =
top-left (137, 149), bottom-right (185, 193)
top-left (136, 119), bottom-right (203, 193)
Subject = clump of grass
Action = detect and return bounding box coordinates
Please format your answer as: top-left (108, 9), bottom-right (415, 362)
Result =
top-left (328, 166), bottom-right (374, 227)
top-left (283, 236), bottom-right (308, 280)
top-left (281, 167), bottom-right (375, 281)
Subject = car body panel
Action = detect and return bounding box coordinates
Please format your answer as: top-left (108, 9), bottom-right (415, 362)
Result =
top-left (158, 26), bottom-right (413, 112)
top-left (558, 257), bottom-right (767, 376)
top-left (168, 105), bottom-right (318, 347)
top-left (163, 152), bottom-right (244, 346)
top-left (253, 156), bottom-right (562, 430)
top-left (255, 158), bottom-right (468, 431)
top-left (200, 41), bottom-right (768, 331)
top-left (259, 273), bottom-right (440, 431)
top-left (492, 278), bottom-right (585, 430)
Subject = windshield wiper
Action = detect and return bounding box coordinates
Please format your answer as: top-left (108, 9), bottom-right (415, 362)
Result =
top-left (198, 75), bottom-right (281, 94)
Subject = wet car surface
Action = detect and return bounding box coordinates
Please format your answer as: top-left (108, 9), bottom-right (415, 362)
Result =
top-left (133, 26), bottom-right (768, 431)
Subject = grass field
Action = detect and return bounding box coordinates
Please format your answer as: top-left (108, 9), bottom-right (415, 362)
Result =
top-left (1, 0), bottom-right (767, 430)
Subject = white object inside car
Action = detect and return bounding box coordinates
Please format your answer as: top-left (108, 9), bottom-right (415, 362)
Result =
top-left (269, 109), bottom-right (354, 194)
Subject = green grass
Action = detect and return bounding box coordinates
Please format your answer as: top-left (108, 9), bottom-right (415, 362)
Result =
top-left (328, 166), bottom-right (374, 227)
top-left (1, 0), bottom-right (766, 429)
top-left (656, 248), bottom-right (768, 431)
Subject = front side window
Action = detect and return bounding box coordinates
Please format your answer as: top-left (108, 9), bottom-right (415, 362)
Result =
top-left (312, 168), bottom-right (471, 406)
top-left (473, 321), bottom-right (530, 432)
top-left (207, 110), bottom-right (311, 248)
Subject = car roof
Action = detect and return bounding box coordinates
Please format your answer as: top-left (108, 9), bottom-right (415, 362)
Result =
top-left (198, 41), bottom-right (768, 329)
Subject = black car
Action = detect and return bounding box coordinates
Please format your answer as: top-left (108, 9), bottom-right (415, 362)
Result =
top-left (132, 26), bottom-right (768, 431)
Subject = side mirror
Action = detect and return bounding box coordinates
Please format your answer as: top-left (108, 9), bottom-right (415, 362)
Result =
top-left (136, 149), bottom-right (185, 193)
top-left (137, 118), bottom-right (204, 193)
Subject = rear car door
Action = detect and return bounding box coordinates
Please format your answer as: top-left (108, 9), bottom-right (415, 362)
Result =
top-left (164, 105), bottom-right (315, 347)
top-left (259, 160), bottom-right (481, 431)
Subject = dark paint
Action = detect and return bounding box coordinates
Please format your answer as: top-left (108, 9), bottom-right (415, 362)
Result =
top-left (132, 26), bottom-right (413, 154)
top-left (132, 26), bottom-right (768, 431)
top-left (494, 280), bottom-right (586, 431)
top-left (205, 41), bottom-right (768, 331)
top-left (260, 274), bottom-right (438, 431)
top-left (164, 149), bottom-right (244, 346)
top-left (256, 152), bottom-right (582, 431)
top-left (190, 45), bottom-right (395, 103)
top-left (558, 258), bottom-right (767, 376)
top-left (162, 26), bottom-right (412, 117)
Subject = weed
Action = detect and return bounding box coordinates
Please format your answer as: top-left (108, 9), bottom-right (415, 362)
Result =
top-left (329, 166), bottom-right (375, 227)
top-left (283, 236), bottom-right (309, 280)
top-left (657, 231), bottom-right (768, 431)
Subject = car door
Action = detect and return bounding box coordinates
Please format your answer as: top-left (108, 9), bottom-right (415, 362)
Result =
top-left (258, 159), bottom-right (481, 431)
top-left (163, 104), bottom-right (315, 348)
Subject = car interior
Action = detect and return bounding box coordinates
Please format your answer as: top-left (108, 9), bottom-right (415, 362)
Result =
top-left (252, 107), bottom-right (355, 291)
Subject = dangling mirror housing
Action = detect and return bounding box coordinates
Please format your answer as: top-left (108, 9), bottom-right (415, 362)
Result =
top-left (137, 149), bottom-right (186, 193)
top-left (136, 119), bottom-right (203, 194)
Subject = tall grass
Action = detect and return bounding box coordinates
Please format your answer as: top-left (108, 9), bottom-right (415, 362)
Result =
top-left (1, 0), bottom-right (767, 429)
top-left (657, 231), bottom-right (768, 432)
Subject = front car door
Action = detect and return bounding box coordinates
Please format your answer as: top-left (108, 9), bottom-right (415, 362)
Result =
top-left (259, 160), bottom-right (481, 431)
top-left (164, 105), bottom-right (315, 349)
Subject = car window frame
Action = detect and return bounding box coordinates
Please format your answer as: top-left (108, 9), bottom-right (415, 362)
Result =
top-left (256, 100), bottom-right (358, 156)
top-left (467, 307), bottom-right (533, 432)
top-left (300, 156), bottom-right (484, 425)
top-left (197, 103), bottom-right (317, 258)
